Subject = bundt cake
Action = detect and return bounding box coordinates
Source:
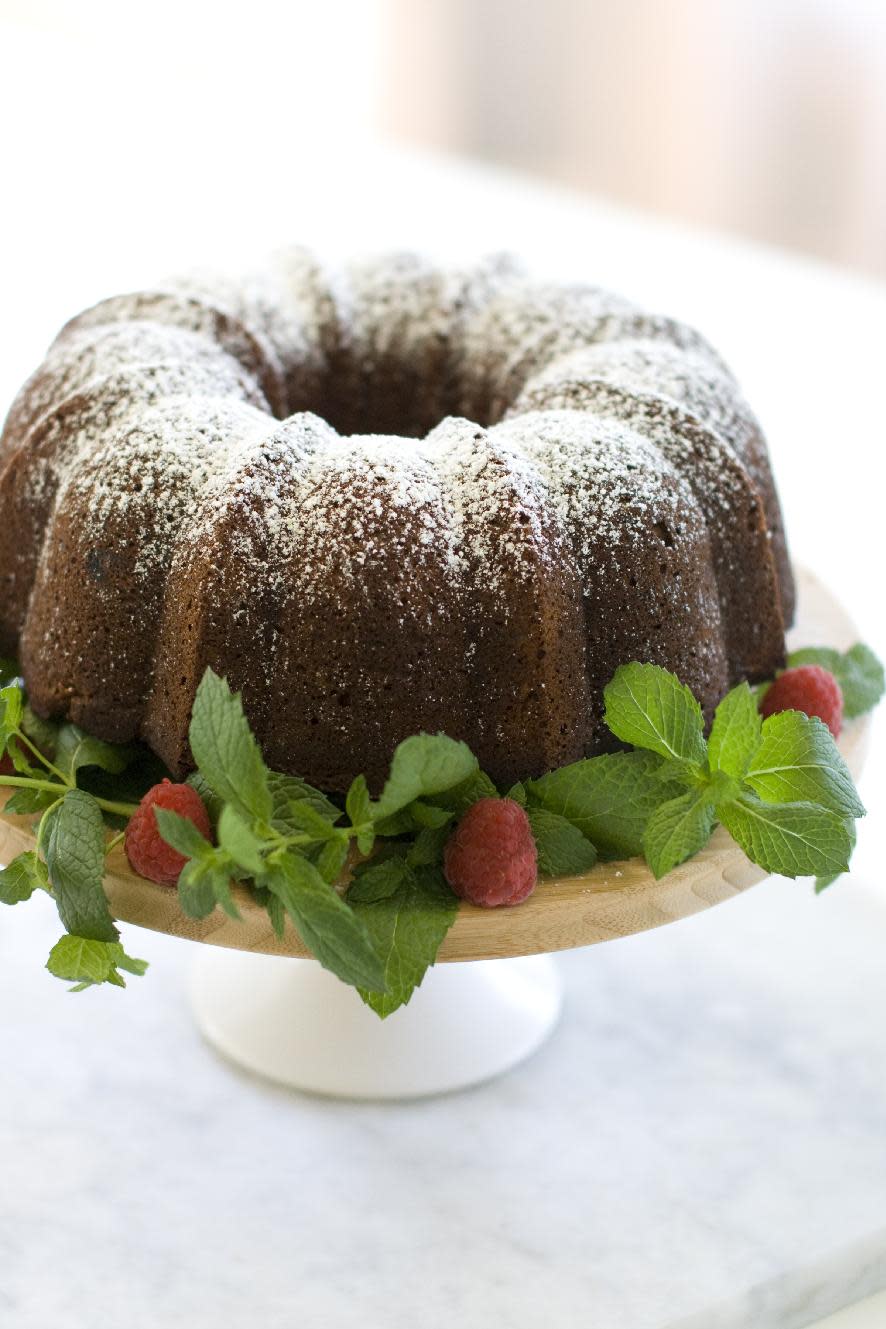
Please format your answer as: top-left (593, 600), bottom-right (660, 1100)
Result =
top-left (0, 249), bottom-right (794, 792)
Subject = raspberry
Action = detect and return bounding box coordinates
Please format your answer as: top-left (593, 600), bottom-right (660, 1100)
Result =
top-left (125, 778), bottom-right (212, 885)
top-left (443, 797), bottom-right (538, 908)
top-left (759, 664), bottom-right (843, 738)
top-left (0, 751), bottom-right (14, 776)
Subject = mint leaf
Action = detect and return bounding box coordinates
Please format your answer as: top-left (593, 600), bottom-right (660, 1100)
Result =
top-left (787, 643), bottom-right (885, 719)
top-left (285, 799), bottom-right (342, 841)
top-left (426, 769), bottom-right (498, 814)
top-left (708, 682), bottom-right (762, 777)
top-left (373, 734), bottom-right (478, 820)
top-left (815, 820), bottom-right (857, 893)
top-left (720, 794), bottom-right (853, 879)
top-left (315, 837), bottom-right (350, 884)
top-left (46, 935), bottom-right (148, 990)
top-left (0, 851), bottom-right (48, 904)
top-left (186, 771), bottom-right (224, 829)
top-left (216, 805), bottom-right (266, 877)
top-left (4, 787), bottom-right (58, 815)
top-left (189, 669), bottom-right (272, 825)
top-left (406, 823), bottom-right (451, 868)
top-left (154, 806), bottom-right (214, 860)
top-left (21, 705), bottom-right (60, 759)
top-left (265, 852), bottom-right (385, 992)
top-left (349, 859), bottom-right (458, 1017)
top-left (643, 791), bottom-right (716, 879)
top-left (526, 749), bottom-right (680, 858)
top-left (177, 855), bottom-right (238, 918)
top-left (604, 663), bottom-right (707, 765)
top-left (346, 775), bottom-right (371, 828)
top-left (267, 770), bottom-right (341, 828)
top-left (0, 682), bottom-right (24, 739)
top-left (526, 807), bottom-right (597, 876)
top-left (55, 725), bottom-right (136, 779)
top-left (744, 712), bottom-right (864, 817)
top-left (44, 790), bottom-right (118, 942)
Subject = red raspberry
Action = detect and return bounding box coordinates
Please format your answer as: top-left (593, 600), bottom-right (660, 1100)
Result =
top-left (443, 797), bottom-right (538, 908)
top-left (760, 664), bottom-right (843, 738)
top-left (125, 778), bottom-right (212, 885)
top-left (0, 751), bottom-right (14, 776)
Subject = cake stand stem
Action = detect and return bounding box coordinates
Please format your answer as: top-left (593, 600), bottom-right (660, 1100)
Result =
top-left (189, 949), bottom-right (564, 1100)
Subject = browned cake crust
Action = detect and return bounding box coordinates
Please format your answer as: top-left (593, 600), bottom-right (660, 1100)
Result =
top-left (0, 250), bottom-right (793, 791)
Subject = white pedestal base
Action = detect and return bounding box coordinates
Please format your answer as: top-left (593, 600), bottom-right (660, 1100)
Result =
top-left (190, 949), bottom-right (564, 1100)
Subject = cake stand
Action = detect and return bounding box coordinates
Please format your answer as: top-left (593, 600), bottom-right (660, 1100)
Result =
top-left (0, 570), bottom-right (871, 1099)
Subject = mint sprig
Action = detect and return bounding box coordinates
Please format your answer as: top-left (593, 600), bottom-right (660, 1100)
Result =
top-left (527, 661), bottom-right (869, 883)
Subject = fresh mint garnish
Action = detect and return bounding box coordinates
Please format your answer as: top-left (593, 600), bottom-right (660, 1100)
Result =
top-left (46, 935), bottom-right (148, 991)
top-left (525, 808), bottom-right (598, 876)
top-left (0, 851), bottom-right (48, 904)
top-left (44, 790), bottom-right (119, 943)
top-left (744, 712), bottom-right (864, 817)
top-left (786, 643), bottom-right (884, 719)
top-left (720, 795), bottom-right (854, 879)
top-left (526, 749), bottom-right (680, 858)
top-left (604, 663), bottom-right (707, 765)
top-left (348, 857), bottom-right (458, 1016)
top-left (643, 790), bottom-right (716, 879)
top-left (188, 669), bottom-right (272, 825)
top-left (707, 681), bottom-right (762, 778)
top-left (372, 733), bottom-right (478, 820)
top-left (265, 852), bottom-right (386, 993)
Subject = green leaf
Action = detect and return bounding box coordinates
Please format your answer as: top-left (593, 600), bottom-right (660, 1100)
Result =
top-left (708, 682), bottom-right (762, 777)
top-left (0, 681), bottom-right (24, 737)
top-left (526, 749), bottom-right (681, 858)
top-left (373, 734), bottom-right (478, 820)
top-left (507, 781), bottom-right (527, 807)
top-left (349, 861), bottom-right (458, 1017)
top-left (177, 857), bottom-right (227, 918)
top-left (348, 854), bottom-right (409, 904)
top-left (787, 643), bottom-right (885, 719)
top-left (285, 799), bottom-right (342, 841)
top-left (154, 806), bottom-right (214, 860)
top-left (744, 712), bottom-right (865, 817)
top-left (44, 789), bottom-right (118, 942)
top-left (186, 771), bottom-right (224, 829)
top-left (345, 774), bottom-right (371, 829)
top-left (720, 794), bottom-right (854, 879)
top-left (316, 836), bottom-right (350, 884)
top-left (406, 823), bottom-right (451, 868)
top-left (4, 786), bottom-right (59, 815)
top-left (0, 851), bottom-right (48, 904)
top-left (265, 852), bottom-right (386, 993)
top-left (216, 805), bottom-right (266, 877)
top-left (21, 705), bottom-right (60, 759)
top-left (603, 663), bottom-right (707, 765)
top-left (427, 768), bottom-right (498, 814)
top-left (188, 669), bottom-right (272, 825)
top-left (642, 791), bottom-right (716, 879)
top-left (815, 821), bottom-right (856, 893)
top-left (46, 935), bottom-right (147, 989)
top-left (0, 656), bottom-right (19, 686)
top-left (526, 807), bottom-right (597, 876)
top-left (55, 724), bottom-right (136, 778)
top-left (267, 770), bottom-right (341, 827)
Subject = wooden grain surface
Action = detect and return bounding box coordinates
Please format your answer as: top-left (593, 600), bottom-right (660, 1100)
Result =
top-left (0, 569), bottom-right (870, 962)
